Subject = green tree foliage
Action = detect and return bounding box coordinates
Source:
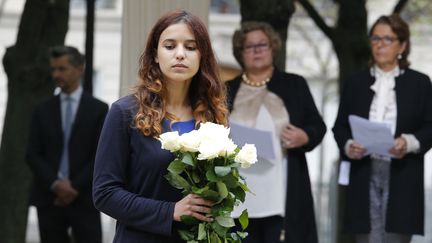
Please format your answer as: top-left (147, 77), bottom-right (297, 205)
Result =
top-left (0, 0), bottom-right (70, 242)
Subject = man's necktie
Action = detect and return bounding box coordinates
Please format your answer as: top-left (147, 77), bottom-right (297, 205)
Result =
top-left (59, 96), bottom-right (73, 178)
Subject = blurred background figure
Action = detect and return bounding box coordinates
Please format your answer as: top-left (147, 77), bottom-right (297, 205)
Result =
top-left (26, 46), bottom-right (108, 243)
top-left (332, 14), bottom-right (432, 243)
top-left (227, 21), bottom-right (326, 243)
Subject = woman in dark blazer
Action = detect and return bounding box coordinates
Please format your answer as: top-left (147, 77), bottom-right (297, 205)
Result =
top-left (226, 21), bottom-right (326, 243)
top-left (92, 10), bottom-right (229, 243)
top-left (333, 14), bottom-right (432, 243)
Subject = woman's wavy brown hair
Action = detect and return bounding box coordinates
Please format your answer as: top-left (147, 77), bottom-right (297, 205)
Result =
top-left (133, 10), bottom-right (228, 137)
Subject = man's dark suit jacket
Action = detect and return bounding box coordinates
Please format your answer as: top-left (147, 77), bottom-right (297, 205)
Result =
top-left (332, 68), bottom-right (432, 234)
top-left (27, 92), bottom-right (108, 208)
top-left (227, 68), bottom-right (326, 243)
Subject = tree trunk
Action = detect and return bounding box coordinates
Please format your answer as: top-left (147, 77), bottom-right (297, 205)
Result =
top-left (333, 0), bottom-right (369, 91)
top-left (0, 0), bottom-right (69, 242)
top-left (332, 5), bottom-right (368, 243)
top-left (84, 0), bottom-right (95, 95)
top-left (239, 0), bottom-right (295, 70)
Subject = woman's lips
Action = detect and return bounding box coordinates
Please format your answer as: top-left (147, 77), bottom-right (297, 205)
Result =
top-left (172, 63), bottom-right (187, 68)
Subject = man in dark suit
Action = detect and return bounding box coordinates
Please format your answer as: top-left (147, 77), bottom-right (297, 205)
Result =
top-left (27, 46), bottom-right (108, 243)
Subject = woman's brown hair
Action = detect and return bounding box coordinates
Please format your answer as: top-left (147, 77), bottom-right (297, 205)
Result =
top-left (133, 10), bottom-right (228, 137)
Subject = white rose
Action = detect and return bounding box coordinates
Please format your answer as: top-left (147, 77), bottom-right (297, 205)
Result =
top-left (158, 131), bottom-right (181, 152)
top-left (219, 139), bottom-right (237, 157)
top-left (197, 139), bottom-right (226, 160)
top-left (195, 122), bottom-right (234, 160)
top-left (235, 144), bottom-right (258, 168)
top-left (198, 122), bottom-right (230, 142)
top-left (178, 130), bottom-right (200, 152)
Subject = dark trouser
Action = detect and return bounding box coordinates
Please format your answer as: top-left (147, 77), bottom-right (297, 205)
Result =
top-left (242, 216), bottom-right (284, 243)
top-left (355, 159), bottom-right (411, 243)
top-left (36, 203), bottom-right (102, 243)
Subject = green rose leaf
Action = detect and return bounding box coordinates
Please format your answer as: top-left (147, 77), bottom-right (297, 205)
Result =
top-left (206, 169), bottom-right (220, 182)
top-left (238, 182), bottom-right (253, 194)
top-left (216, 181), bottom-right (228, 202)
top-left (167, 159), bottom-right (185, 174)
top-left (210, 231), bottom-right (222, 243)
top-left (236, 231), bottom-right (248, 239)
top-left (197, 223), bottom-right (206, 240)
top-left (192, 171), bottom-right (201, 184)
top-left (182, 153), bottom-right (195, 167)
top-left (239, 209), bottom-right (249, 230)
top-left (211, 203), bottom-right (233, 218)
top-left (164, 173), bottom-right (190, 190)
top-left (192, 186), bottom-right (219, 201)
top-left (180, 215), bottom-right (200, 225)
top-left (231, 186), bottom-right (246, 203)
top-left (202, 189), bottom-right (220, 201)
top-left (211, 221), bottom-right (229, 237)
top-left (230, 232), bottom-right (239, 240)
top-left (215, 215), bottom-right (235, 228)
top-left (215, 166), bottom-right (231, 177)
top-left (222, 196), bottom-right (235, 212)
top-left (222, 173), bottom-right (238, 188)
top-left (178, 229), bottom-right (195, 240)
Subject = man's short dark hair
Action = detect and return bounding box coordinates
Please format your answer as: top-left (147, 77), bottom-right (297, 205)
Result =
top-left (49, 45), bottom-right (85, 67)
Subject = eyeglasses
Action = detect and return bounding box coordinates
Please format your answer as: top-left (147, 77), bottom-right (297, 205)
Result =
top-left (243, 43), bottom-right (270, 53)
top-left (370, 35), bottom-right (399, 46)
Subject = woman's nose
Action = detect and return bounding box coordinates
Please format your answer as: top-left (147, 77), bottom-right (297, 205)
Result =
top-left (175, 46), bottom-right (186, 60)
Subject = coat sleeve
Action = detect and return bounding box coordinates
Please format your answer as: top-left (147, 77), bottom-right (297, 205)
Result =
top-left (332, 78), bottom-right (354, 158)
top-left (92, 101), bottom-right (176, 236)
top-left (297, 77), bottom-right (327, 152)
top-left (72, 102), bottom-right (108, 190)
top-left (413, 76), bottom-right (432, 154)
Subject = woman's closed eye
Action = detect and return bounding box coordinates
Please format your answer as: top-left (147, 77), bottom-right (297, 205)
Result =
top-left (163, 44), bottom-right (197, 51)
top-left (185, 45), bottom-right (197, 51)
top-left (164, 44), bottom-right (175, 50)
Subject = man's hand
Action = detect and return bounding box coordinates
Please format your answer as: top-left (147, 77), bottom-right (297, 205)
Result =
top-left (52, 178), bottom-right (79, 207)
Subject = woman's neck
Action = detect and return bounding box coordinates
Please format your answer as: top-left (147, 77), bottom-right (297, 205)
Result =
top-left (166, 82), bottom-right (192, 121)
top-left (245, 66), bottom-right (274, 83)
top-left (376, 62), bottom-right (398, 73)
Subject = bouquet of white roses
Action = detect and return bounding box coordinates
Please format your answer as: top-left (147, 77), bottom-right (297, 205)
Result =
top-left (159, 122), bottom-right (257, 243)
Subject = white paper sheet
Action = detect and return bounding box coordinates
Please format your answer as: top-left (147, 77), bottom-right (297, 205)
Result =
top-left (348, 115), bottom-right (394, 158)
top-left (229, 121), bottom-right (276, 161)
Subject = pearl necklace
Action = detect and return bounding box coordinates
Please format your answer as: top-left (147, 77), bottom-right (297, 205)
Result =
top-left (242, 72), bottom-right (271, 87)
